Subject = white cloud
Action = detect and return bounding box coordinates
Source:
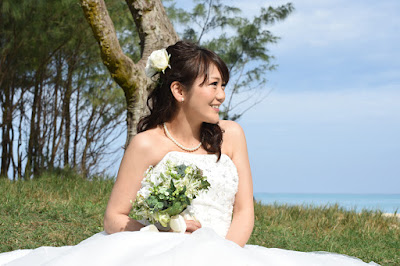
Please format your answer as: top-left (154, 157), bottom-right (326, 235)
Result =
top-left (263, 0), bottom-right (400, 51)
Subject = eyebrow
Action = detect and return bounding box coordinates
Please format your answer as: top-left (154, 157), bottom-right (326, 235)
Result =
top-left (209, 76), bottom-right (221, 81)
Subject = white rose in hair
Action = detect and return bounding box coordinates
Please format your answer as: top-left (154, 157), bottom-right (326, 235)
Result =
top-left (145, 49), bottom-right (171, 77)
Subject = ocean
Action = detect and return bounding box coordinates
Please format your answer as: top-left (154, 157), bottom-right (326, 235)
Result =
top-left (253, 193), bottom-right (400, 213)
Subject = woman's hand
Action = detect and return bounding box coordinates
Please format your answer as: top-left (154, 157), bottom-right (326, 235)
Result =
top-left (185, 219), bottom-right (201, 234)
top-left (168, 213), bottom-right (201, 234)
top-left (164, 219), bottom-right (201, 233)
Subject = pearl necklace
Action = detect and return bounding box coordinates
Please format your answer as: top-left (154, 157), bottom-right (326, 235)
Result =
top-left (163, 123), bottom-right (202, 152)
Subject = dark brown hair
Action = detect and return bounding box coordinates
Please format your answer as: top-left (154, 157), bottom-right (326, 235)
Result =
top-left (137, 41), bottom-right (230, 160)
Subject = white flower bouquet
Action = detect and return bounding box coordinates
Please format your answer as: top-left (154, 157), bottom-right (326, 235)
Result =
top-left (131, 160), bottom-right (210, 233)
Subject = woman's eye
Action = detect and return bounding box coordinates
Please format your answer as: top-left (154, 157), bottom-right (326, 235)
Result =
top-left (210, 82), bottom-right (218, 86)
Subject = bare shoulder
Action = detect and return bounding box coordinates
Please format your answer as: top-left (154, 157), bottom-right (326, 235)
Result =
top-left (125, 127), bottom-right (166, 166)
top-left (126, 129), bottom-right (155, 153)
top-left (219, 120), bottom-right (245, 139)
top-left (219, 120), bottom-right (246, 157)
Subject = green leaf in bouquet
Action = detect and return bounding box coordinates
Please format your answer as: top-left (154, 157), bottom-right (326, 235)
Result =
top-left (156, 201), bottom-right (164, 210)
top-left (146, 195), bottom-right (158, 208)
top-left (180, 185), bottom-right (187, 195)
top-left (200, 180), bottom-right (211, 190)
top-left (176, 164), bottom-right (187, 177)
top-left (163, 200), bottom-right (169, 209)
top-left (169, 179), bottom-right (176, 191)
top-left (164, 201), bottom-right (187, 216)
top-left (185, 197), bottom-right (191, 206)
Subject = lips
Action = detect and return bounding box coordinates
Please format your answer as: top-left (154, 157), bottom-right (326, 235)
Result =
top-left (211, 105), bottom-right (220, 112)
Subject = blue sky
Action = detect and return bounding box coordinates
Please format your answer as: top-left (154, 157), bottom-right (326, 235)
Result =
top-left (110, 0), bottom-right (399, 194)
top-left (232, 0), bottom-right (400, 193)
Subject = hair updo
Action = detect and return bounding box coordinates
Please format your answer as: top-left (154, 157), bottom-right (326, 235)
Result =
top-left (137, 41), bottom-right (230, 160)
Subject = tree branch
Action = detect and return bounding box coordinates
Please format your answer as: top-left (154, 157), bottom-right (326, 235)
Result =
top-left (80, 0), bottom-right (141, 100)
top-left (125, 0), bottom-right (179, 62)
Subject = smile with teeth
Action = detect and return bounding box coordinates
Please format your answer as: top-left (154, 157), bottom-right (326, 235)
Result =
top-left (211, 105), bottom-right (220, 112)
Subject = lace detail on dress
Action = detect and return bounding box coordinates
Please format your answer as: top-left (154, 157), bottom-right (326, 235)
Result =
top-left (150, 151), bottom-right (239, 237)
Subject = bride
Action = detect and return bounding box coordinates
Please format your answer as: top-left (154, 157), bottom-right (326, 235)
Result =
top-left (0, 41), bottom-right (378, 265)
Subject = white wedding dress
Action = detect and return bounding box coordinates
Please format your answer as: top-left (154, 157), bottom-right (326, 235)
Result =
top-left (0, 152), bottom-right (379, 266)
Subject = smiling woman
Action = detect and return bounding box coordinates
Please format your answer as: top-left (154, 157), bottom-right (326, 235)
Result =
top-left (179, 63), bottom-right (226, 125)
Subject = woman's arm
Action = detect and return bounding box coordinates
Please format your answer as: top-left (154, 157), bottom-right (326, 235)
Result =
top-left (223, 121), bottom-right (254, 247)
top-left (103, 133), bottom-right (155, 234)
top-left (104, 130), bottom-right (202, 234)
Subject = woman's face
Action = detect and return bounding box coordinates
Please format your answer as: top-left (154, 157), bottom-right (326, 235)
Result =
top-left (183, 64), bottom-right (226, 124)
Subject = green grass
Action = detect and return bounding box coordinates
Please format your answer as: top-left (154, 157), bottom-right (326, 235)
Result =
top-left (1, 172), bottom-right (399, 265)
top-left (249, 202), bottom-right (400, 265)
top-left (0, 171), bottom-right (113, 251)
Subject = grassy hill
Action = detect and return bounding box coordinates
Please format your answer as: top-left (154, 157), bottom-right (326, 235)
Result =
top-left (1, 172), bottom-right (399, 265)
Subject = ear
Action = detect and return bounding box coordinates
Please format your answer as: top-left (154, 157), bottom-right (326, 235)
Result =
top-left (170, 81), bottom-right (186, 103)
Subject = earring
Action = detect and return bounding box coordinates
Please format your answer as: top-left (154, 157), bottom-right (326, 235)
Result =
top-left (181, 97), bottom-right (184, 102)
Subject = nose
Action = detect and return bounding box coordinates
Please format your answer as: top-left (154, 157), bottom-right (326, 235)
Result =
top-left (216, 86), bottom-right (225, 103)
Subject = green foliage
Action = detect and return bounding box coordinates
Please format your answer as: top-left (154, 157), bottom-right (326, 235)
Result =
top-left (0, 0), bottom-right (130, 179)
top-left (107, 0), bottom-right (141, 61)
top-left (166, 0), bottom-right (294, 120)
top-left (143, 180), bottom-right (188, 214)
top-left (1, 0), bottom-right (91, 70)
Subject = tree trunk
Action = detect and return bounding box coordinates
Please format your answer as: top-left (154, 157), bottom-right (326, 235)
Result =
top-left (50, 52), bottom-right (63, 169)
top-left (0, 85), bottom-right (11, 178)
top-left (81, 106), bottom-right (97, 176)
top-left (25, 72), bottom-right (41, 179)
top-left (80, 0), bottom-right (179, 146)
top-left (63, 58), bottom-right (76, 168)
top-left (17, 98), bottom-right (24, 180)
top-left (73, 84), bottom-right (80, 169)
top-left (35, 76), bottom-right (44, 176)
